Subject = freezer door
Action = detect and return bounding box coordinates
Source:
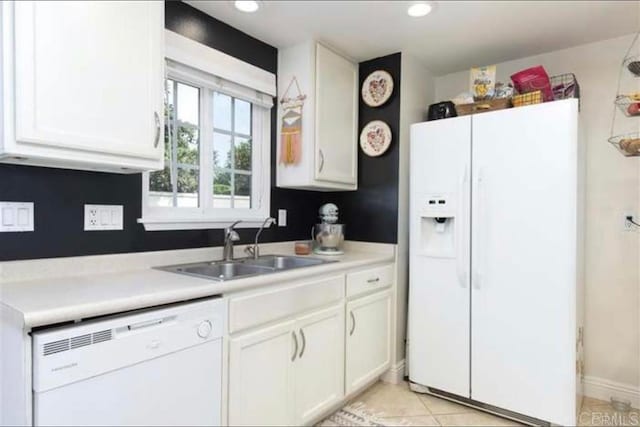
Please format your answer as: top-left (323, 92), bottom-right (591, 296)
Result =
top-left (409, 116), bottom-right (471, 397)
top-left (470, 100), bottom-right (578, 425)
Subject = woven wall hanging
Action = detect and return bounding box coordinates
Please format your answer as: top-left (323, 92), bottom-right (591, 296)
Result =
top-left (280, 76), bottom-right (306, 165)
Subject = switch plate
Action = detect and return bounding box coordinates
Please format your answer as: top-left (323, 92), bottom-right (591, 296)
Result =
top-left (84, 205), bottom-right (123, 231)
top-left (278, 209), bottom-right (287, 227)
top-left (0, 202), bottom-right (34, 232)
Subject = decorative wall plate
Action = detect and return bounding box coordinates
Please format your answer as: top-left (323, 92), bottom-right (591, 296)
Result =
top-left (360, 120), bottom-right (392, 157)
top-left (362, 70), bottom-right (394, 107)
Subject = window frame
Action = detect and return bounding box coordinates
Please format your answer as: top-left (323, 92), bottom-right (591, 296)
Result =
top-left (139, 63), bottom-right (271, 231)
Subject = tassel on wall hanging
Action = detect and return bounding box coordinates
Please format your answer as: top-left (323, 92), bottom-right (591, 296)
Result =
top-left (280, 76), bottom-right (306, 165)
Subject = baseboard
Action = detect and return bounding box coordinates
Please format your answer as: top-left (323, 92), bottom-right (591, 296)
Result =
top-left (380, 360), bottom-right (405, 384)
top-left (583, 376), bottom-right (640, 409)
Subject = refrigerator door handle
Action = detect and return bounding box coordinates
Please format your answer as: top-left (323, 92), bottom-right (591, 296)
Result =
top-left (473, 167), bottom-right (485, 290)
top-left (456, 164), bottom-right (469, 288)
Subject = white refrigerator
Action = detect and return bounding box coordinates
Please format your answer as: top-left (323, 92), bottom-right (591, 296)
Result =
top-left (409, 99), bottom-right (583, 426)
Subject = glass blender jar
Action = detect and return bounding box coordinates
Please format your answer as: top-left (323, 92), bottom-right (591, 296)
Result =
top-left (312, 203), bottom-right (345, 255)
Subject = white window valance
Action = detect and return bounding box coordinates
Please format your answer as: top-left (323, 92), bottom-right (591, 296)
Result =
top-left (166, 59), bottom-right (274, 109)
top-left (164, 29), bottom-right (276, 100)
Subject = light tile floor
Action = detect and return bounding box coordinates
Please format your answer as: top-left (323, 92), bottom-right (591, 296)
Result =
top-left (348, 381), bottom-right (640, 426)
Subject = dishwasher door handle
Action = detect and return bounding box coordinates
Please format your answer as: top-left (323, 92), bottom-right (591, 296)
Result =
top-left (126, 316), bottom-right (176, 332)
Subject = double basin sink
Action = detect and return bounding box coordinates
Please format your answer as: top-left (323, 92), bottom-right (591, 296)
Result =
top-left (158, 255), bottom-right (336, 282)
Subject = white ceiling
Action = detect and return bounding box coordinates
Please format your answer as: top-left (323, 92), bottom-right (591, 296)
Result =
top-left (186, 0), bottom-right (639, 76)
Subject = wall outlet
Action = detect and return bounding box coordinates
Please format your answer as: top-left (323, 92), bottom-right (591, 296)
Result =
top-left (278, 209), bottom-right (287, 227)
top-left (84, 205), bottom-right (123, 231)
top-left (0, 202), bottom-right (34, 232)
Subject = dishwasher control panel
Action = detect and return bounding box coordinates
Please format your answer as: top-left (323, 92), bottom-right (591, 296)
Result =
top-left (32, 297), bottom-right (227, 393)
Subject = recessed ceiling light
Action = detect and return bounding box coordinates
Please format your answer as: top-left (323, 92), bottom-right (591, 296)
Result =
top-left (234, 0), bottom-right (260, 13)
top-left (407, 2), bottom-right (432, 17)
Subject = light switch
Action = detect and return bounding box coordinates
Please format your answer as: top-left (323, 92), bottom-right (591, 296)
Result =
top-left (2, 207), bottom-right (14, 226)
top-left (278, 209), bottom-right (287, 227)
top-left (0, 202), bottom-right (34, 232)
top-left (100, 210), bottom-right (110, 225)
top-left (17, 208), bottom-right (29, 226)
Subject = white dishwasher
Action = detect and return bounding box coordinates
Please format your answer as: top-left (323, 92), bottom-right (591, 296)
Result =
top-left (32, 298), bottom-right (226, 426)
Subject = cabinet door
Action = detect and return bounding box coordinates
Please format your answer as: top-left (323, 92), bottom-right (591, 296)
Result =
top-left (345, 290), bottom-right (392, 395)
top-left (314, 43), bottom-right (357, 185)
top-left (228, 319), bottom-right (296, 426)
top-left (13, 1), bottom-right (164, 161)
top-left (471, 100), bottom-right (578, 425)
top-left (294, 304), bottom-right (345, 425)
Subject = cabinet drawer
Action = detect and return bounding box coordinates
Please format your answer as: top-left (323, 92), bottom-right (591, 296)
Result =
top-left (229, 275), bottom-right (345, 334)
top-left (346, 264), bottom-right (393, 298)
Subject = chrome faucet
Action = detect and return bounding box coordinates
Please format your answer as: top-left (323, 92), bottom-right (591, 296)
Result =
top-left (245, 217), bottom-right (276, 259)
top-left (223, 220), bottom-right (242, 261)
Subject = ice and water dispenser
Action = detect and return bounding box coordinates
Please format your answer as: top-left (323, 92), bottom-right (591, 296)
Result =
top-left (418, 194), bottom-right (457, 258)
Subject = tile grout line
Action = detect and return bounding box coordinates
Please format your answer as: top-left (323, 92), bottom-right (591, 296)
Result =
top-left (416, 394), bottom-right (478, 417)
top-left (416, 393), bottom-right (435, 416)
top-left (377, 415), bottom-right (443, 427)
top-left (412, 391), bottom-right (486, 426)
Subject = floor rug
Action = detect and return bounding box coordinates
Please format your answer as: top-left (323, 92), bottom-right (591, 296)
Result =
top-left (317, 402), bottom-right (410, 426)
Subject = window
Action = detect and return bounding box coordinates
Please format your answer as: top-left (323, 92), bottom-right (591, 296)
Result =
top-left (212, 93), bottom-right (253, 209)
top-left (149, 79), bottom-right (201, 209)
top-left (140, 56), bottom-right (273, 231)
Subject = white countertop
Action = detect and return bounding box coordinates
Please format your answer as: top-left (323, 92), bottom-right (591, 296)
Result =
top-left (0, 242), bottom-right (395, 328)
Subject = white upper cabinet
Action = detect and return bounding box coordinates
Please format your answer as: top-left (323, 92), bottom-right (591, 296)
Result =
top-left (0, 1), bottom-right (164, 173)
top-left (277, 41), bottom-right (358, 191)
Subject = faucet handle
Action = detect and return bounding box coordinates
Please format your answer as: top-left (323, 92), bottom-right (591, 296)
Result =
top-left (225, 220), bottom-right (242, 237)
top-left (244, 245), bottom-right (256, 257)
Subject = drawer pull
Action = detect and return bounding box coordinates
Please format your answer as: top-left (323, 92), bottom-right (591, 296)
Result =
top-left (349, 311), bottom-right (356, 336)
top-left (291, 331), bottom-right (298, 362)
top-left (367, 277), bottom-right (380, 284)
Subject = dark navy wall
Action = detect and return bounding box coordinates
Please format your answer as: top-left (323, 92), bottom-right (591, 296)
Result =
top-left (331, 53), bottom-right (401, 244)
top-left (0, 1), bottom-right (401, 261)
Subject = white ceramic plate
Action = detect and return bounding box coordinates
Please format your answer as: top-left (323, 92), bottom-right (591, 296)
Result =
top-left (360, 120), bottom-right (392, 157)
top-left (361, 70), bottom-right (394, 107)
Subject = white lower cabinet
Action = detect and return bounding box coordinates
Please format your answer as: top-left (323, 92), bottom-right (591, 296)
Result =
top-left (228, 266), bottom-right (394, 425)
top-left (228, 319), bottom-right (297, 426)
top-left (345, 289), bottom-right (392, 395)
top-left (228, 304), bottom-right (345, 426)
top-left (294, 305), bottom-right (345, 425)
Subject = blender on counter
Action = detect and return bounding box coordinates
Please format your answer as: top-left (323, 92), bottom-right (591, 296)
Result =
top-left (312, 203), bottom-right (345, 255)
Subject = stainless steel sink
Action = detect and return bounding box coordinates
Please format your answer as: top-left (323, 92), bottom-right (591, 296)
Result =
top-left (159, 262), bottom-right (273, 281)
top-left (157, 255), bottom-right (335, 282)
top-left (242, 255), bottom-right (328, 270)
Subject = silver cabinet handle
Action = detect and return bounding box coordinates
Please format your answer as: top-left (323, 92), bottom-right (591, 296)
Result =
top-left (291, 331), bottom-right (298, 362)
top-left (299, 328), bottom-right (306, 358)
top-left (349, 311), bottom-right (356, 336)
top-left (153, 111), bottom-right (161, 148)
top-left (319, 149), bottom-right (325, 173)
top-left (367, 277), bottom-right (380, 284)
